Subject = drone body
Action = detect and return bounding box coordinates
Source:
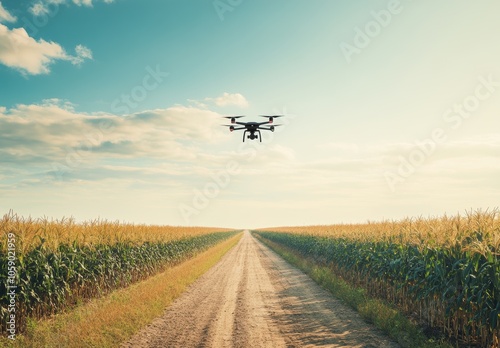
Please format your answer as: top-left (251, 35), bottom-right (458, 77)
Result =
top-left (223, 115), bottom-right (284, 142)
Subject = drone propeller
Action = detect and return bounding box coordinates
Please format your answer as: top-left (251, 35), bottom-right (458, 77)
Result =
top-left (259, 115), bottom-right (284, 124)
top-left (223, 115), bottom-right (245, 124)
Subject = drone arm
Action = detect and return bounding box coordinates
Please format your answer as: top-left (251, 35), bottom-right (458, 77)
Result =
top-left (258, 125), bottom-right (280, 131)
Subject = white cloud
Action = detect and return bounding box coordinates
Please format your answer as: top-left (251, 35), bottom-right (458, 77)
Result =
top-left (2, 100), bottom-right (499, 227)
top-left (205, 92), bottom-right (249, 108)
top-left (0, 24), bottom-right (92, 75)
top-left (72, 0), bottom-right (93, 6)
top-left (0, 101), bottom-right (226, 166)
top-left (29, 3), bottom-right (48, 16)
top-left (28, 0), bottom-right (65, 16)
top-left (71, 44), bottom-right (93, 65)
top-left (0, 2), bottom-right (16, 23)
top-left (187, 99), bottom-right (209, 109)
top-left (29, 0), bottom-right (113, 14)
top-left (266, 138), bottom-right (500, 197)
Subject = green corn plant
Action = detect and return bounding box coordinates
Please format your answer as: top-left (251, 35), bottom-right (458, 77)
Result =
top-left (1, 212), bottom-right (237, 336)
top-left (256, 210), bottom-right (500, 348)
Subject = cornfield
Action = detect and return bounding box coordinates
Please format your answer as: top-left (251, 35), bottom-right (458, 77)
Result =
top-left (0, 211), bottom-right (237, 335)
top-left (256, 209), bottom-right (500, 347)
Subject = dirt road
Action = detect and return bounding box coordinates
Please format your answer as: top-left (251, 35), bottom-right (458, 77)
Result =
top-left (123, 231), bottom-right (399, 347)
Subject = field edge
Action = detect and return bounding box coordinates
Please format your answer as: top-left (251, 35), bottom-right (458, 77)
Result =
top-left (1, 232), bottom-right (243, 348)
top-left (253, 232), bottom-right (452, 348)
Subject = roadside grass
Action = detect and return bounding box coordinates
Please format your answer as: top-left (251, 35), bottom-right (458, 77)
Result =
top-left (1, 233), bottom-right (242, 348)
top-left (254, 233), bottom-right (452, 348)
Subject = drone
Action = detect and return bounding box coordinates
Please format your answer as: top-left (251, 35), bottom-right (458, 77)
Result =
top-left (222, 115), bottom-right (284, 142)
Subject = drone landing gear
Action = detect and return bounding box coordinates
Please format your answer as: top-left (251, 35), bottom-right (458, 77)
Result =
top-left (242, 130), bottom-right (262, 142)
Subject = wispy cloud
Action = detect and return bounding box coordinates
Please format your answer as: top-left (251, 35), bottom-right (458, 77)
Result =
top-left (192, 92), bottom-right (249, 109)
top-left (0, 2), bottom-right (16, 23)
top-left (2, 97), bottom-right (499, 227)
top-left (0, 24), bottom-right (92, 75)
top-left (71, 44), bottom-right (93, 65)
top-left (211, 92), bottom-right (249, 108)
top-left (0, 100), bottom-right (226, 168)
top-left (29, 0), bottom-right (115, 16)
top-left (2, 99), bottom-right (498, 185)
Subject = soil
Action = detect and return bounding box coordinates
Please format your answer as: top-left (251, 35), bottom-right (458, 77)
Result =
top-left (122, 231), bottom-right (400, 347)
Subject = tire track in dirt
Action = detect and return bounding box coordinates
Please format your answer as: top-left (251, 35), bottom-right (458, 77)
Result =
top-left (122, 231), bottom-right (399, 347)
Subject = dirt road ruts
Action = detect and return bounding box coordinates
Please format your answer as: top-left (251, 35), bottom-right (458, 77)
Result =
top-left (122, 231), bottom-right (399, 347)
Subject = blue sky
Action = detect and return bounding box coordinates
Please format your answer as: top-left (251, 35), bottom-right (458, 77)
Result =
top-left (1, 0), bottom-right (499, 228)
